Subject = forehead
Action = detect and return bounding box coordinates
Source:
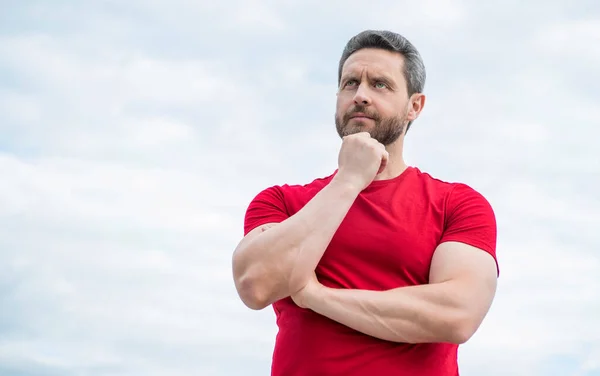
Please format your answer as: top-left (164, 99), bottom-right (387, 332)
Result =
top-left (341, 48), bottom-right (405, 79)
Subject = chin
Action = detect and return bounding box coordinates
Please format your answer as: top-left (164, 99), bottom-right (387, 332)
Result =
top-left (342, 126), bottom-right (365, 136)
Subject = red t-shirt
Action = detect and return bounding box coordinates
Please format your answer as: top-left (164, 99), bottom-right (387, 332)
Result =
top-left (243, 166), bottom-right (498, 376)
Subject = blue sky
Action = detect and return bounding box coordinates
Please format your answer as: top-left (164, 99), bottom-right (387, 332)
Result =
top-left (1, 1), bottom-right (599, 375)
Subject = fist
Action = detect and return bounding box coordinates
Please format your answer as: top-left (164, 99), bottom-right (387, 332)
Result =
top-left (336, 132), bottom-right (388, 191)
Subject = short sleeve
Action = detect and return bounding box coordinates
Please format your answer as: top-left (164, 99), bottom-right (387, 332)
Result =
top-left (243, 186), bottom-right (290, 236)
top-left (440, 183), bottom-right (499, 274)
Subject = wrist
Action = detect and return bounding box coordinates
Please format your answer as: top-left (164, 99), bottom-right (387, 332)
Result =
top-left (305, 283), bottom-right (330, 311)
top-left (330, 173), bottom-right (363, 197)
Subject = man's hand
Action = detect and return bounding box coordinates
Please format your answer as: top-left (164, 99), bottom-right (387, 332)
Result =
top-left (335, 132), bottom-right (389, 192)
top-left (291, 242), bottom-right (498, 344)
top-left (291, 272), bottom-right (324, 309)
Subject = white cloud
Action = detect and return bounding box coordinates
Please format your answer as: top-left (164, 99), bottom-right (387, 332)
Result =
top-left (534, 18), bottom-right (600, 62)
top-left (384, 0), bottom-right (467, 27)
top-left (222, 0), bottom-right (287, 32)
top-left (0, 151), bottom-right (272, 375)
top-left (1, 1), bottom-right (599, 376)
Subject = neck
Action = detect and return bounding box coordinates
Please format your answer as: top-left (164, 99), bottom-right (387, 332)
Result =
top-left (374, 138), bottom-right (407, 181)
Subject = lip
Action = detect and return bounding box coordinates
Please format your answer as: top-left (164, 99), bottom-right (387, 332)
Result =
top-left (350, 113), bottom-right (373, 120)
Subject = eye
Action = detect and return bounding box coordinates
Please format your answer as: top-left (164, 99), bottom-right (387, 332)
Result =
top-left (344, 79), bottom-right (358, 87)
top-left (374, 81), bottom-right (388, 89)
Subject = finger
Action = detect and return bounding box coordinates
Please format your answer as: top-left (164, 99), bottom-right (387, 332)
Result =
top-left (377, 151), bottom-right (389, 175)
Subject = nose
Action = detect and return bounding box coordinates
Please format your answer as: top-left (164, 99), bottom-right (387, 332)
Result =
top-left (353, 84), bottom-right (372, 106)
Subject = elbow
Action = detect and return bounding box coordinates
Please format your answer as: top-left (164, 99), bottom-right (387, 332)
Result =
top-left (448, 325), bottom-right (473, 345)
top-left (232, 251), bottom-right (271, 310)
top-left (447, 315), bottom-right (481, 344)
top-left (234, 272), bottom-right (271, 311)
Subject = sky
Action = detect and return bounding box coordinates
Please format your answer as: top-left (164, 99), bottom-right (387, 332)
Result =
top-left (0, 0), bottom-right (599, 375)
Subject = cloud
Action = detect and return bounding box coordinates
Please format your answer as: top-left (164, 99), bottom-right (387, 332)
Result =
top-left (0, 151), bottom-right (273, 375)
top-left (534, 18), bottom-right (600, 62)
top-left (1, 1), bottom-right (599, 376)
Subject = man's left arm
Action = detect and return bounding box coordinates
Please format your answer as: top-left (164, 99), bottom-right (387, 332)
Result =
top-left (292, 183), bottom-right (499, 344)
top-left (293, 241), bottom-right (498, 344)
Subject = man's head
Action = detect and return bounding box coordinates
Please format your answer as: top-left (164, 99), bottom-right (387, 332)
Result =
top-left (334, 30), bottom-right (426, 145)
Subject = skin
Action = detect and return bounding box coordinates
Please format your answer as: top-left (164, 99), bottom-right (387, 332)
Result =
top-left (290, 242), bottom-right (498, 344)
top-left (334, 47), bottom-right (425, 180)
top-left (232, 133), bottom-right (387, 310)
top-left (233, 47), bottom-right (498, 345)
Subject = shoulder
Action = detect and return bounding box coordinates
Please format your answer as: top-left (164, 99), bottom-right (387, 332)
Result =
top-left (413, 168), bottom-right (498, 271)
top-left (439, 178), bottom-right (495, 222)
top-left (409, 167), bottom-right (494, 212)
top-left (251, 172), bottom-right (336, 203)
top-left (410, 166), bottom-right (497, 244)
top-left (243, 172), bottom-right (336, 235)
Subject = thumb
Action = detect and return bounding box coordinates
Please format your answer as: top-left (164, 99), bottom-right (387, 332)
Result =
top-left (376, 151), bottom-right (389, 175)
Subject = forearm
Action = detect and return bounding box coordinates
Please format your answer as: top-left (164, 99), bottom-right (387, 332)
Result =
top-left (233, 176), bottom-right (360, 309)
top-left (307, 282), bottom-right (475, 344)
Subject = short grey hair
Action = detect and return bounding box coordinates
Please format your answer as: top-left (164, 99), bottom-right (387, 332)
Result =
top-left (337, 30), bottom-right (426, 132)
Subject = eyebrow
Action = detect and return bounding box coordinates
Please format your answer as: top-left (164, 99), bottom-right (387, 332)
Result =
top-left (371, 75), bottom-right (395, 86)
top-left (340, 74), bottom-right (359, 83)
top-left (341, 73), bottom-right (396, 89)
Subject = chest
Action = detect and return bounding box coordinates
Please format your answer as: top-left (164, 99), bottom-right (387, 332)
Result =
top-left (318, 191), bottom-right (446, 289)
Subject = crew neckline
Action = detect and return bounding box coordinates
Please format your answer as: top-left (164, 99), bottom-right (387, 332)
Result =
top-left (329, 165), bottom-right (415, 190)
top-left (366, 165), bottom-right (414, 188)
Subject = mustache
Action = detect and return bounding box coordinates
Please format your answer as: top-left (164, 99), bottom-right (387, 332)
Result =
top-left (343, 106), bottom-right (380, 121)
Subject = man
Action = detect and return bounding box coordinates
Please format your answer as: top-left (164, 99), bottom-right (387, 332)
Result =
top-left (232, 30), bottom-right (499, 376)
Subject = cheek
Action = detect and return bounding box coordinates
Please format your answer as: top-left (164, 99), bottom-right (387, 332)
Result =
top-left (335, 96), bottom-right (349, 115)
top-left (390, 99), bottom-right (410, 117)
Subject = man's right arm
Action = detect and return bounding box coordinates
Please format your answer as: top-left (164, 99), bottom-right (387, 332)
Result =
top-left (232, 131), bottom-right (389, 310)
top-left (232, 175), bottom-right (361, 310)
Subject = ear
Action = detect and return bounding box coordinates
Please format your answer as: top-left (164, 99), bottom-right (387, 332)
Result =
top-left (406, 93), bottom-right (426, 122)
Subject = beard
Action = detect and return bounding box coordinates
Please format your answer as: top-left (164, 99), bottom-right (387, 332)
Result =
top-left (335, 105), bottom-right (407, 146)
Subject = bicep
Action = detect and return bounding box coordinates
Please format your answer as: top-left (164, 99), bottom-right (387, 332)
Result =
top-left (235, 222), bottom-right (279, 254)
top-left (429, 241), bottom-right (498, 317)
